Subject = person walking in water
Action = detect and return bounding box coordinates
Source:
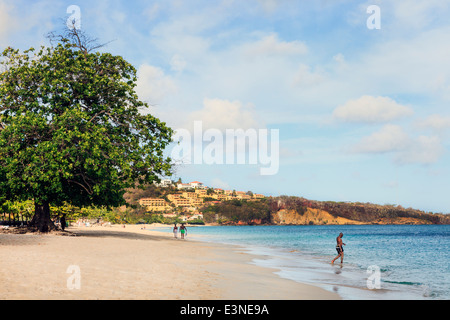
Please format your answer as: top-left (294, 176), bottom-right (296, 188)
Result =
top-left (332, 233), bottom-right (346, 264)
top-left (180, 223), bottom-right (187, 240)
top-left (173, 223), bottom-right (178, 239)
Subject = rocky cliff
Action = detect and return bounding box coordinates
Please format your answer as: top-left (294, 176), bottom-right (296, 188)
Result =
top-left (271, 208), bottom-right (364, 225)
top-left (271, 208), bottom-right (433, 225)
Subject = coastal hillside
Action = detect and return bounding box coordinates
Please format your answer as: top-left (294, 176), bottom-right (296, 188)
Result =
top-left (123, 183), bottom-right (450, 225)
top-left (202, 196), bottom-right (450, 225)
top-left (268, 196), bottom-right (450, 225)
top-left (271, 207), bottom-right (436, 225)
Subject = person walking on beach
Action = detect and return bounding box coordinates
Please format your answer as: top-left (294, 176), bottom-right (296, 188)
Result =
top-left (180, 223), bottom-right (187, 240)
top-left (331, 232), bottom-right (346, 264)
top-left (173, 223), bottom-right (178, 239)
top-left (60, 214), bottom-right (66, 231)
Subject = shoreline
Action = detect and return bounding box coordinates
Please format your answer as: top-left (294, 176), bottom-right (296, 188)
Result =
top-left (0, 224), bottom-right (339, 300)
top-left (145, 224), bottom-right (441, 300)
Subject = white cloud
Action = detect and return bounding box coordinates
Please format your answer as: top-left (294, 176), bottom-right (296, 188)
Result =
top-left (352, 125), bottom-right (410, 154)
top-left (186, 98), bottom-right (263, 131)
top-left (0, 1), bottom-right (16, 46)
top-left (149, 6), bottom-right (218, 59)
top-left (144, 3), bottom-right (160, 21)
top-left (351, 124), bottom-right (444, 165)
top-left (292, 64), bottom-right (325, 87)
top-left (333, 96), bottom-right (414, 123)
top-left (0, 0), bottom-right (55, 48)
top-left (348, 26), bottom-right (450, 99)
top-left (333, 53), bottom-right (346, 65)
top-left (243, 33), bottom-right (308, 58)
top-left (416, 114), bottom-right (450, 131)
top-left (390, 0), bottom-right (450, 30)
top-left (394, 135), bottom-right (444, 165)
top-left (135, 64), bottom-right (177, 105)
top-left (170, 54), bottom-right (187, 72)
top-left (209, 178), bottom-right (231, 190)
top-left (256, 0), bottom-right (278, 13)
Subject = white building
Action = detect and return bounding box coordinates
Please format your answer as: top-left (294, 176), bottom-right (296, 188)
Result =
top-left (188, 213), bottom-right (204, 221)
top-left (154, 179), bottom-right (173, 187)
top-left (189, 181), bottom-right (206, 189)
top-left (177, 183), bottom-right (192, 190)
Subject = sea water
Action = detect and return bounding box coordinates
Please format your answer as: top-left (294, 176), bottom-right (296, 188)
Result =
top-left (169, 224), bottom-right (450, 300)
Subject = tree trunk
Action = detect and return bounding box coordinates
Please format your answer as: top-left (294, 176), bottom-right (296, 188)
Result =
top-left (29, 201), bottom-right (56, 232)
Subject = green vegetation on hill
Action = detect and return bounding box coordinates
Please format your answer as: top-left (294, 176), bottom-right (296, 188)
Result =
top-left (275, 196), bottom-right (450, 225)
top-left (202, 199), bottom-right (271, 224)
top-left (201, 195), bottom-right (450, 225)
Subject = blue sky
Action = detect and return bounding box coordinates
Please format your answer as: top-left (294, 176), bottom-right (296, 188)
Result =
top-left (2, 0), bottom-right (450, 213)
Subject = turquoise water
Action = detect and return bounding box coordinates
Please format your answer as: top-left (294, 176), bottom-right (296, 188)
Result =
top-left (169, 224), bottom-right (450, 299)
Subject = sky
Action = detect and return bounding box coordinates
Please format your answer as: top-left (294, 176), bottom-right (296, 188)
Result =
top-left (1, 0), bottom-right (450, 213)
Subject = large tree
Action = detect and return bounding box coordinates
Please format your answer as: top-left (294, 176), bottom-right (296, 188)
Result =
top-left (0, 38), bottom-right (173, 232)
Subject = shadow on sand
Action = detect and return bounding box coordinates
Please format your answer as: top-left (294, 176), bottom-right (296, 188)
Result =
top-left (72, 228), bottom-right (170, 242)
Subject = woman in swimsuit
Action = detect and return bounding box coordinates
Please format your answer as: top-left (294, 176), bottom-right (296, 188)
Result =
top-left (173, 223), bottom-right (178, 239)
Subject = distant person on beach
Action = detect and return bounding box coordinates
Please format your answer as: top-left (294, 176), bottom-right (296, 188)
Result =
top-left (331, 232), bottom-right (346, 264)
top-left (180, 223), bottom-right (187, 240)
top-left (60, 214), bottom-right (66, 231)
top-left (173, 223), bottom-right (178, 239)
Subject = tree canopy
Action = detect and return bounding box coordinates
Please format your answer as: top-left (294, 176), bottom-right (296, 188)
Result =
top-left (0, 39), bottom-right (173, 231)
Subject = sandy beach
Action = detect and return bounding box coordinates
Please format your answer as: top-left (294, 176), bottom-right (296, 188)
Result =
top-left (0, 224), bottom-right (339, 300)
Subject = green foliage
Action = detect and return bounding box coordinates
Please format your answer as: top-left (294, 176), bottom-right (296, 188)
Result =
top-left (201, 199), bottom-right (271, 224)
top-left (118, 212), bottom-right (185, 225)
top-left (0, 199), bottom-right (34, 222)
top-left (0, 41), bottom-right (173, 215)
top-left (187, 219), bottom-right (205, 225)
top-left (202, 197), bottom-right (217, 202)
